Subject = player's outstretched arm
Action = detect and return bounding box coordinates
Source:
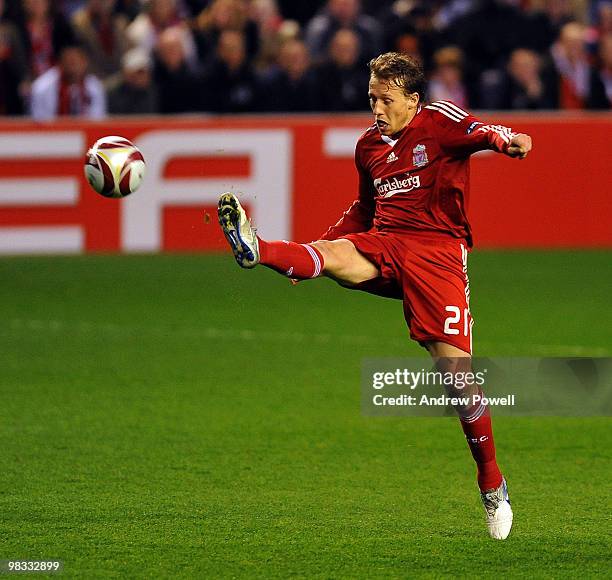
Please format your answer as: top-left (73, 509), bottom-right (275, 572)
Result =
top-left (429, 102), bottom-right (532, 160)
top-left (505, 133), bottom-right (532, 159)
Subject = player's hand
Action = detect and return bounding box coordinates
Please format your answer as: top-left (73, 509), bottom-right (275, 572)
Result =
top-left (506, 133), bottom-right (532, 159)
top-left (290, 278), bottom-right (300, 286)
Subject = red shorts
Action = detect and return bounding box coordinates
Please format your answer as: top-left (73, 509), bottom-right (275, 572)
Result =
top-left (342, 231), bottom-right (474, 354)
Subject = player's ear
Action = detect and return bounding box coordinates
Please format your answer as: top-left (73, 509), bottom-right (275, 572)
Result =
top-left (406, 92), bottom-right (419, 109)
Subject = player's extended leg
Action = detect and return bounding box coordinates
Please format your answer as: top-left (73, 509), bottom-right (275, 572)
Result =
top-left (218, 193), bottom-right (378, 285)
top-left (426, 341), bottom-right (513, 540)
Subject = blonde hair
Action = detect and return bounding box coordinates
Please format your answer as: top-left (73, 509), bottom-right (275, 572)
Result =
top-left (369, 52), bottom-right (426, 100)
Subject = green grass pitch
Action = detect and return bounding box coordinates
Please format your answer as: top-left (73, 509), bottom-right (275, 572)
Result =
top-left (1, 251), bottom-right (610, 578)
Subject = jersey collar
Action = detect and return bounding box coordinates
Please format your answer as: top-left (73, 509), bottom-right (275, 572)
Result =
top-left (381, 105), bottom-right (423, 147)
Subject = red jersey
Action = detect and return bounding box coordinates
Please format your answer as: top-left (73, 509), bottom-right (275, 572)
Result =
top-left (321, 100), bottom-right (517, 247)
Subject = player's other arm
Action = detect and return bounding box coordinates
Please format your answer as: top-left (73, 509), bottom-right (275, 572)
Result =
top-left (319, 150), bottom-right (375, 241)
top-left (428, 101), bottom-right (532, 159)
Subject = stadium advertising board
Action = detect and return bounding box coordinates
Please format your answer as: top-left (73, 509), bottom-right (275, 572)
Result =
top-left (0, 114), bottom-right (609, 254)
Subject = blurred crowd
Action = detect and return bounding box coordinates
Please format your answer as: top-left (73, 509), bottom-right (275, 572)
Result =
top-left (0, 0), bottom-right (610, 119)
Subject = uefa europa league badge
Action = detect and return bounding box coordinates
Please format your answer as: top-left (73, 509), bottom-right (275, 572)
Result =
top-left (413, 144), bottom-right (428, 167)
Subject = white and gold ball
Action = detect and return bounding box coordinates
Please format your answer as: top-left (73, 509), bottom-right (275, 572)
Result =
top-left (84, 136), bottom-right (145, 198)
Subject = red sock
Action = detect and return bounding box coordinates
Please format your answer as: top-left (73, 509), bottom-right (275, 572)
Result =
top-left (258, 239), bottom-right (324, 279)
top-left (459, 393), bottom-right (503, 491)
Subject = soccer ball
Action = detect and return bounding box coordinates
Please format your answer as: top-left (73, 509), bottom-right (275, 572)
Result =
top-left (84, 136), bottom-right (145, 198)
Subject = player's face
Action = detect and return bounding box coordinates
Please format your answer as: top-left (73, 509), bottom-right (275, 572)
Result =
top-left (368, 76), bottom-right (419, 136)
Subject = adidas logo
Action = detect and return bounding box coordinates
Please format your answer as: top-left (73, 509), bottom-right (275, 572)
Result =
top-left (386, 151), bottom-right (398, 163)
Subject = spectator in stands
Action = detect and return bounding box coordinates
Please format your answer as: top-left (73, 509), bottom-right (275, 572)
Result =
top-left (382, 4), bottom-right (448, 71)
top-left (250, 0), bottom-right (284, 40)
top-left (15, 0), bottom-right (76, 81)
top-left (525, 0), bottom-right (578, 54)
top-left (201, 29), bottom-right (259, 112)
top-left (107, 47), bottom-right (159, 114)
top-left (589, 2), bottom-right (612, 55)
top-left (30, 43), bottom-right (106, 119)
top-left (506, 48), bottom-right (559, 109)
top-left (451, 0), bottom-right (531, 105)
top-left (550, 21), bottom-right (609, 108)
top-left (544, 0), bottom-right (582, 31)
top-left (305, 0), bottom-right (382, 63)
top-left (71, 0), bottom-right (128, 79)
top-left (0, 0), bottom-right (28, 115)
top-left (598, 2), bottom-right (612, 36)
top-left (259, 38), bottom-right (318, 111)
top-left (193, 0), bottom-right (260, 67)
top-left (249, 0), bottom-right (285, 71)
top-left (127, 0), bottom-right (197, 69)
top-left (313, 28), bottom-right (369, 111)
top-left (392, 30), bottom-right (422, 62)
top-left (428, 46), bottom-right (469, 109)
top-left (481, 47), bottom-right (558, 109)
top-left (153, 26), bottom-right (202, 113)
top-left (596, 34), bottom-right (612, 105)
top-left (0, 0), bottom-right (603, 114)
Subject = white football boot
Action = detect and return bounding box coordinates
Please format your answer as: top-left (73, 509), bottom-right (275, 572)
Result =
top-left (481, 477), bottom-right (513, 540)
top-left (217, 193), bottom-right (260, 268)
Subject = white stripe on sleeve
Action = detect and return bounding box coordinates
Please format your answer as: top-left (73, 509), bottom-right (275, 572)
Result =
top-left (425, 103), bottom-right (464, 122)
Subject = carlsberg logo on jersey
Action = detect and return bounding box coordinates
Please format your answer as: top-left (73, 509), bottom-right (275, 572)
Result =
top-left (374, 173), bottom-right (421, 198)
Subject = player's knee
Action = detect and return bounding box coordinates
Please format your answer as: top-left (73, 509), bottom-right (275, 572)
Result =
top-left (428, 346), bottom-right (475, 396)
top-left (311, 239), bottom-right (377, 284)
top-left (311, 239), bottom-right (354, 272)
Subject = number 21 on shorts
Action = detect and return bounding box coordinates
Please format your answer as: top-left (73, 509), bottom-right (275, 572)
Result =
top-left (444, 306), bottom-right (472, 337)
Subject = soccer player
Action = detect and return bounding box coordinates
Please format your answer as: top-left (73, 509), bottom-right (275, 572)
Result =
top-left (218, 52), bottom-right (532, 540)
